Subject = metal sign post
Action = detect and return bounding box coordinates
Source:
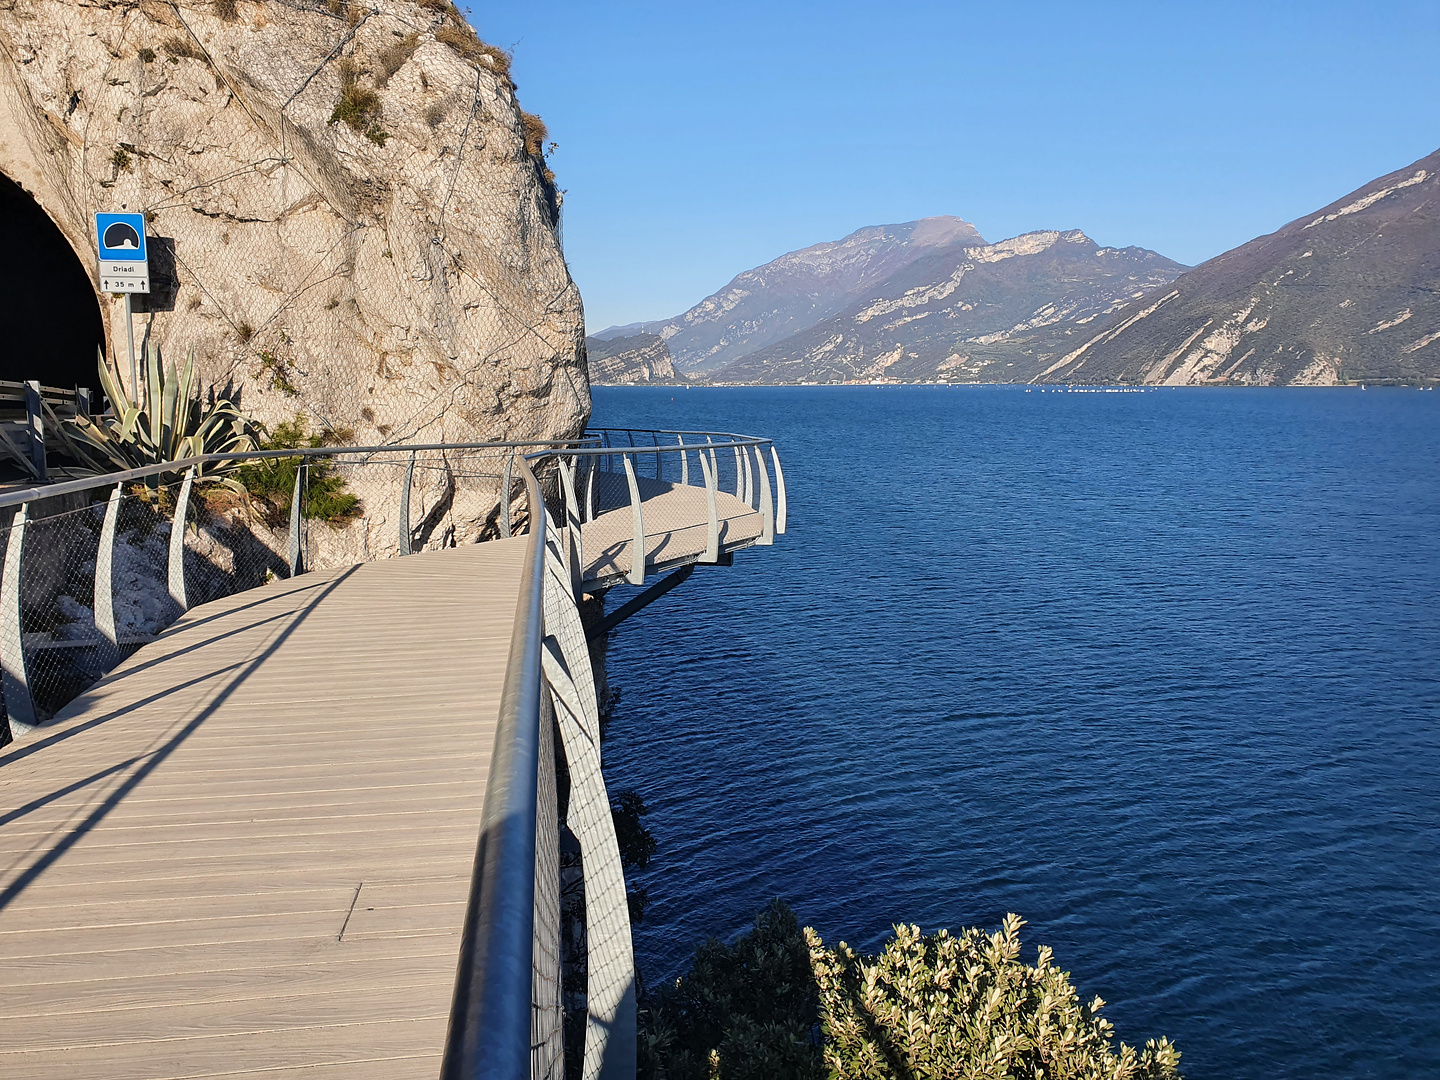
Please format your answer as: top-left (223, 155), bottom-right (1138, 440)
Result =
top-left (94, 212), bottom-right (150, 405)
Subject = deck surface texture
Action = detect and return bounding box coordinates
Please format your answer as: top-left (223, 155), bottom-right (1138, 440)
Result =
top-left (581, 479), bottom-right (763, 584)
top-left (0, 539), bottom-right (527, 1080)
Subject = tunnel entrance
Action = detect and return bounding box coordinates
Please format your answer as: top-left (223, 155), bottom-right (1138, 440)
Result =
top-left (0, 171), bottom-right (105, 390)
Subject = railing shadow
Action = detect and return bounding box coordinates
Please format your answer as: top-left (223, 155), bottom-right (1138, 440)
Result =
top-left (0, 565), bottom-right (359, 912)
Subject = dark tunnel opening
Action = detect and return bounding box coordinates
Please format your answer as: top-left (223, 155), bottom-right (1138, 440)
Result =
top-left (0, 171), bottom-right (105, 390)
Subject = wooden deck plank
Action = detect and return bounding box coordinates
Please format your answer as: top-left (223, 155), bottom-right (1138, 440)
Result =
top-left (0, 539), bottom-right (527, 1078)
top-left (0, 934), bottom-right (460, 982)
top-left (0, 1021), bottom-right (446, 1080)
top-left (0, 953), bottom-right (456, 1019)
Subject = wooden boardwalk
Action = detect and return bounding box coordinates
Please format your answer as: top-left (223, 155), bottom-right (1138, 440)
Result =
top-left (0, 475), bottom-right (771, 1080)
top-left (0, 540), bottom-right (527, 1079)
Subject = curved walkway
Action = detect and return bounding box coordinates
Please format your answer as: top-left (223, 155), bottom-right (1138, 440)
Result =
top-left (579, 475), bottom-right (767, 587)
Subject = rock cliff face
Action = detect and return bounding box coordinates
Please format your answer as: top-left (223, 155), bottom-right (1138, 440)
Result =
top-left (0, 0), bottom-right (588, 442)
top-left (1036, 147), bottom-right (1440, 385)
top-left (585, 333), bottom-right (678, 384)
top-left (598, 216), bottom-right (985, 372)
top-left (713, 231), bottom-right (1185, 384)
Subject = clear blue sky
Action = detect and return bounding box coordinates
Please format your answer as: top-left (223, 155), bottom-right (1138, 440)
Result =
top-left (471, 1), bottom-right (1440, 332)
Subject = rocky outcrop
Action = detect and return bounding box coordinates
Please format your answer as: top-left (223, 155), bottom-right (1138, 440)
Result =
top-left (596, 216), bottom-right (985, 373)
top-left (585, 332), bottom-right (678, 384)
top-left (0, 0), bottom-right (589, 444)
top-left (713, 231), bottom-right (1185, 383)
top-left (1036, 147), bottom-right (1440, 385)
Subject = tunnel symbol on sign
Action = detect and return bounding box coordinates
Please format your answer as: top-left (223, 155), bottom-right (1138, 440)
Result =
top-left (103, 222), bottom-right (142, 251)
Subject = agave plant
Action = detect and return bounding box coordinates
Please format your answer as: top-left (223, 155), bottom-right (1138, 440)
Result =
top-left (66, 345), bottom-right (260, 482)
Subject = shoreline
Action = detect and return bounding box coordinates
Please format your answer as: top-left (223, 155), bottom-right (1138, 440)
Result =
top-left (592, 380), bottom-right (1439, 390)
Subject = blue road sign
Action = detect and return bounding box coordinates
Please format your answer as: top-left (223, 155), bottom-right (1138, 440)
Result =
top-left (95, 212), bottom-right (150, 293)
top-left (96, 213), bottom-right (148, 261)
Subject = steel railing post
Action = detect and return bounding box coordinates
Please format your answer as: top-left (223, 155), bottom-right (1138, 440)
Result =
top-left (169, 465), bottom-right (195, 611)
top-left (1, 502), bottom-right (36, 732)
top-left (741, 443), bottom-right (754, 506)
top-left (771, 445), bottom-right (787, 535)
top-left (584, 455), bottom-right (596, 523)
top-left (757, 444), bottom-right (774, 546)
top-left (400, 450), bottom-right (416, 556)
top-left (23, 380), bottom-right (46, 482)
top-left (96, 484), bottom-right (123, 648)
top-left (559, 456), bottom-right (583, 594)
top-left (731, 444), bottom-right (744, 499)
top-left (677, 435), bottom-right (688, 486)
top-left (698, 449), bottom-right (719, 564)
top-left (500, 451), bottom-right (514, 539)
top-left (622, 454), bottom-right (645, 586)
top-left (288, 462), bottom-right (305, 577)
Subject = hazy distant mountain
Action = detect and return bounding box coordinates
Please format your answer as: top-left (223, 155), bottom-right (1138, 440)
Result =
top-left (1037, 147), bottom-right (1440, 385)
top-left (713, 231), bottom-right (1186, 383)
top-left (597, 216), bottom-right (986, 372)
top-left (586, 333), bottom-right (679, 384)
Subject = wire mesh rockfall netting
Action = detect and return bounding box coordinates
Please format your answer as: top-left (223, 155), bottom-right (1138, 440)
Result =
top-left (15, 0), bottom-right (589, 453)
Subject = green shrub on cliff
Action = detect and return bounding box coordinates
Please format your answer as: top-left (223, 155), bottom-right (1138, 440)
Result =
top-left (639, 900), bottom-right (822, 1080)
top-left (233, 417), bottom-right (359, 527)
top-left (810, 914), bottom-right (1181, 1080)
top-left (639, 903), bottom-right (1182, 1080)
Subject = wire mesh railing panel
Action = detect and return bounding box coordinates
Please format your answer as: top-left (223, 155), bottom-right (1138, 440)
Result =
top-left (532, 693), bottom-right (564, 1079)
top-left (0, 477), bottom-right (290, 744)
top-left (0, 439), bottom-right (593, 747)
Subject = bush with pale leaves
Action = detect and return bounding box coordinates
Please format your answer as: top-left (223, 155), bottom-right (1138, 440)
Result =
top-left (639, 903), bottom-right (1182, 1080)
top-left (808, 913), bottom-right (1181, 1080)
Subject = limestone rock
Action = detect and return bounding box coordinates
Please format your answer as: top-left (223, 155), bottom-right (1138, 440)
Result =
top-left (0, 0), bottom-right (589, 444)
top-left (585, 333), bottom-right (679, 384)
top-left (595, 216), bottom-right (987, 373)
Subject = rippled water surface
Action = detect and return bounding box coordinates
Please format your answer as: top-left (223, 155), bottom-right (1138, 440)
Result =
top-left (591, 385), bottom-right (1440, 1080)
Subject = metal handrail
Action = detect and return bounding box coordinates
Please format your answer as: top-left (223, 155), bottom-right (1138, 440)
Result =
top-left (441, 456), bottom-right (546, 1080)
top-left (581, 430), bottom-right (770, 452)
top-left (565, 441), bottom-right (769, 456)
top-left (0, 437), bottom-right (599, 511)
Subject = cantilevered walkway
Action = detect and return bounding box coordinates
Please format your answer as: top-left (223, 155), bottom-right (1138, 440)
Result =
top-left (0, 431), bottom-right (785, 1080)
top-left (1, 543), bottom-right (525, 1078)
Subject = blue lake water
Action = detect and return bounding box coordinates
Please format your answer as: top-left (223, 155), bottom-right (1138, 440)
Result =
top-left (590, 384), bottom-right (1440, 1080)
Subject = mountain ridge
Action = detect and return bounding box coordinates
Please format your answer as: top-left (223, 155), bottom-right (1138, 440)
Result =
top-left (1034, 147), bottom-right (1440, 385)
top-left (711, 229), bottom-right (1186, 383)
top-left (610, 216), bottom-right (987, 372)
